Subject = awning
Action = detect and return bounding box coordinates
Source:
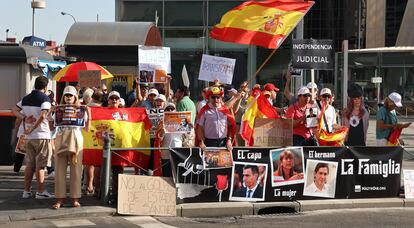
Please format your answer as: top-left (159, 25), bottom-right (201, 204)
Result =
top-left (0, 43), bottom-right (53, 63)
top-left (37, 60), bottom-right (66, 78)
top-left (64, 22), bottom-right (161, 46)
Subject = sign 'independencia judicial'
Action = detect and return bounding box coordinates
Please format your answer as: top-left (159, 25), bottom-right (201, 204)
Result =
top-left (292, 39), bottom-right (334, 70)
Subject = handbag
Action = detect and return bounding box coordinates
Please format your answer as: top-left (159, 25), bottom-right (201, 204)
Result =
top-left (55, 128), bottom-right (81, 164)
top-left (15, 120), bottom-right (27, 155)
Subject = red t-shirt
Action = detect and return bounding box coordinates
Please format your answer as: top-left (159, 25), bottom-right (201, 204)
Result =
top-left (286, 103), bottom-right (311, 139)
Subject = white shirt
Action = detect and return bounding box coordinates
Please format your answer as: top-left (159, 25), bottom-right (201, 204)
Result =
top-left (305, 182), bottom-right (332, 197)
top-left (196, 99), bottom-right (208, 113)
top-left (321, 105), bottom-right (337, 133)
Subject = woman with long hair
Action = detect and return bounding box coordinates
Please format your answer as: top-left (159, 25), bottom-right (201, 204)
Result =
top-left (376, 92), bottom-right (411, 146)
top-left (343, 84), bottom-right (369, 146)
top-left (52, 86), bottom-right (90, 209)
top-left (273, 150), bottom-right (303, 182)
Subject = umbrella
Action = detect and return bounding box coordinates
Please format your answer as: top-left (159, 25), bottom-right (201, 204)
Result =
top-left (52, 62), bottom-right (114, 82)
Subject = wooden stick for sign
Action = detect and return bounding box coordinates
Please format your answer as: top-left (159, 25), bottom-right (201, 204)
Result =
top-left (311, 69), bottom-right (315, 100)
top-left (248, 48), bottom-right (278, 85)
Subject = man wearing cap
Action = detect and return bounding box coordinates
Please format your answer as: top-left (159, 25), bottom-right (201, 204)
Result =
top-left (263, 83), bottom-right (279, 106)
top-left (376, 92), bottom-right (411, 146)
top-left (196, 87), bottom-right (236, 151)
top-left (286, 86), bottom-right (314, 146)
top-left (12, 76), bottom-right (54, 199)
top-left (175, 86), bottom-right (196, 124)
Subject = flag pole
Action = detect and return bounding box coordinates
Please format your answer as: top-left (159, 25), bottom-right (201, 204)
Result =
top-left (248, 48), bottom-right (277, 85)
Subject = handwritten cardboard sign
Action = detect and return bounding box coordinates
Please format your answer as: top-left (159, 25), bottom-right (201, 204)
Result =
top-left (199, 54), bottom-right (236, 85)
top-left (253, 118), bottom-right (293, 146)
top-left (164, 111), bottom-right (192, 133)
top-left (78, 70), bottom-right (101, 88)
top-left (117, 174), bottom-right (176, 216)
top-left (138, 45), bottom-right (171, 83)
top-left (404, 170), bottom-right (414, 199)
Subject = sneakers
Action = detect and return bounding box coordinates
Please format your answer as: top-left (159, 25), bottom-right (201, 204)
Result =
top-left (22, 191), bottom-right (32, 199)
top-left (35, 191), bottom-right (55, 199)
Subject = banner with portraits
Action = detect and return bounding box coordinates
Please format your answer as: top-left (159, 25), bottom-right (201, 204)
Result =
top-left (163, 111), bottom-right (192, 133)
top-left (170, 146), bottom-right (402, 204)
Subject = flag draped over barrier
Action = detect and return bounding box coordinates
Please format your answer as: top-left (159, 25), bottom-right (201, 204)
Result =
top-left (317, 105), bottom-right (348, 146)
top-left (82, 107), bottom-right (151, 167)
top-left (240, 92), bottom-right (279, 146)
top-left (210, 0), bottom-right (315, 49)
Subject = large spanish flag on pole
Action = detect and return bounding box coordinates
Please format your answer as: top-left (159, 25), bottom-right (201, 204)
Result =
top-left (210, 0), bottom-right (314, 49)
top-left (82, 107), bottom-right (151, 167)
top-left (240, 92), bottom-right (279, 146)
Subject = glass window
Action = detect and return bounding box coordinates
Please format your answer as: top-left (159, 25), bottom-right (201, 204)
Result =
top-left (208, 1), bottom-right (244, 26)
top-left (164, 1), bottom-right (204, 26)
top-left (122, 1), bottom-right (163, 22)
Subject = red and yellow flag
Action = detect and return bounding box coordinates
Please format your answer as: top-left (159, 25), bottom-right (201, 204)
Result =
top-left (210, 0), bottom-right (314, 49)
top-left (82, 107), bottom-right (151, 167)
top-left (318, 105), bottom-right (348, 146)
top-left (240, 92), bottom-right (279, 146)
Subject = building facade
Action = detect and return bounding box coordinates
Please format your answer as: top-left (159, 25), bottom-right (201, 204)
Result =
top-left (115, 0), bottom-right (412, 105)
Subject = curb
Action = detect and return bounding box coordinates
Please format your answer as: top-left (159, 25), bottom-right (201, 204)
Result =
top-left (2, 198), bottom-right (414, 222)
top-left (3, 206), bottom-right (116, 223)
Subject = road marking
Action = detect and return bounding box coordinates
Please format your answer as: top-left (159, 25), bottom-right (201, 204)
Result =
top-left (123, 216), bottom-right (177, 228)
top-left (50, 219), bottom-right (96, 227)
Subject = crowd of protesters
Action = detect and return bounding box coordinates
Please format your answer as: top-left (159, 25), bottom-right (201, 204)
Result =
top-left (11, 70), bottom-right (411, 208)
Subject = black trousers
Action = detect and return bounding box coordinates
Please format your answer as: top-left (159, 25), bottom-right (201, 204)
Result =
top-left (204, 138), bottom-right (227, 147)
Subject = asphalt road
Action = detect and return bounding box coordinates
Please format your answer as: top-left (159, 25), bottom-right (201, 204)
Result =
top-left (4, 207), bottom-right (414, 228)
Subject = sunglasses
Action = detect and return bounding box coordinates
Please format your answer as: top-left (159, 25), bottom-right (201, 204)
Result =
top-left (211, 95), bottom-right (222, 100)
top-left (301, 94), bottom-right (311, 97)
top-left (165, 107), bottom-right (175, 111)
top-left (321, 94), bottom-right (332, 98)
top-left (109, 96), bottom-right (120, 100)
top-left (64, 94), bottom-right (74, 97)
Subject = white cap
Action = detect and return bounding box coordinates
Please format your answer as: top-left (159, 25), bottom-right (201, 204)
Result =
top-left (228, 88), bottom-right (238, 94)
top-left (155, 94), bottom-right (166, 102)
top-left (148, 88), bottom-right (159, 96)
top-left (320, 88), bottom-right (332, 96)
top-left (108, 91), bottom-right (120, 99)
top-left (306, 82), bottom-right (318, 90)
top-left (388, 92), bottom-right (402, 107)
top-left (63, 86), bottom-right (77, 96)
top-left (297, 86), bottom-right (311, 96)
top-left (165, 102), bottom-right (176, 109)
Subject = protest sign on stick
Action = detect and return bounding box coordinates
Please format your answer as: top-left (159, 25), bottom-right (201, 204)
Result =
top-left (199, 54), bottom-right (236, 85)
top-left (78, 70), bottom-right (101, 88)
top-left (138, 45), bottom-right (171, 83)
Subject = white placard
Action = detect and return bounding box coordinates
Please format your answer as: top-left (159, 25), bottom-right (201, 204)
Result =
top-left (199, 54), bottom-right (236, 85)
top-left (404, 169), bottom-right (414, 199)
top-left (371, 77), bottom-right (382, 84)
top-left (138, 45), bottom-right (171, 73)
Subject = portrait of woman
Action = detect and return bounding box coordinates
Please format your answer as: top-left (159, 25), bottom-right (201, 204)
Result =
top-left (272, 149), bottom-right (304, 186)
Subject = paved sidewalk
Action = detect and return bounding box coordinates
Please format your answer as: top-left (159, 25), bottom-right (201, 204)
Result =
top-left (2, 119), bottom-right (414, 223)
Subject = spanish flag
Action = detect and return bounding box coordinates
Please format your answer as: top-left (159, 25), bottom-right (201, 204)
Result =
top-left (240, 92), bottom-right (279, 146)
top-left (318, 105), bottom-right (348, 146)
top-left (82, 107), bottom-right (151, 167)
top-left (210, 0), bottom-right (314, 49)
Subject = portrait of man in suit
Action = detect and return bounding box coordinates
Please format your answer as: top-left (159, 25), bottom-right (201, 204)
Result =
top-left (232, 165), bottom-right (264, 199)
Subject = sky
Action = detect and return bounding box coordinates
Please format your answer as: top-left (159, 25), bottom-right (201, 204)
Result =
top-left (0, 0), bottom-right (115, 45)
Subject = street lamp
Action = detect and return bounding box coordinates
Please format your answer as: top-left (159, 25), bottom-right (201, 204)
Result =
top-left (31, 0), bottom-right (46, 36)
top-left (61, 12), bottom-right (76, 23)
top-left (6, 29), bottom-right (9, 40)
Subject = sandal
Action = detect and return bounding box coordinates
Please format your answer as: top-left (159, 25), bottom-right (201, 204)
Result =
top-left (86, 187), bottom-right (94, 196)
top-left (52, 202), bottom-right (63, 209)
top-left (72, 201), bottom-right (81, 208)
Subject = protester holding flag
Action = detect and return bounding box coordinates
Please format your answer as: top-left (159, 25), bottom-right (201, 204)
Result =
top-left (376, 92), bottom-right (411, 146)
top-left (286, 87), bottom-right (313, 146)
top-left (52, 86), bottom-right (90, 209)
top-left (343, 84), bottom-right (369, 146)
top-left (196, 87), bottom-right (236, 151)
top-left (240, 85), bottom-right (279, 146)
top-left (318, 88), bottom-right (340, 133)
